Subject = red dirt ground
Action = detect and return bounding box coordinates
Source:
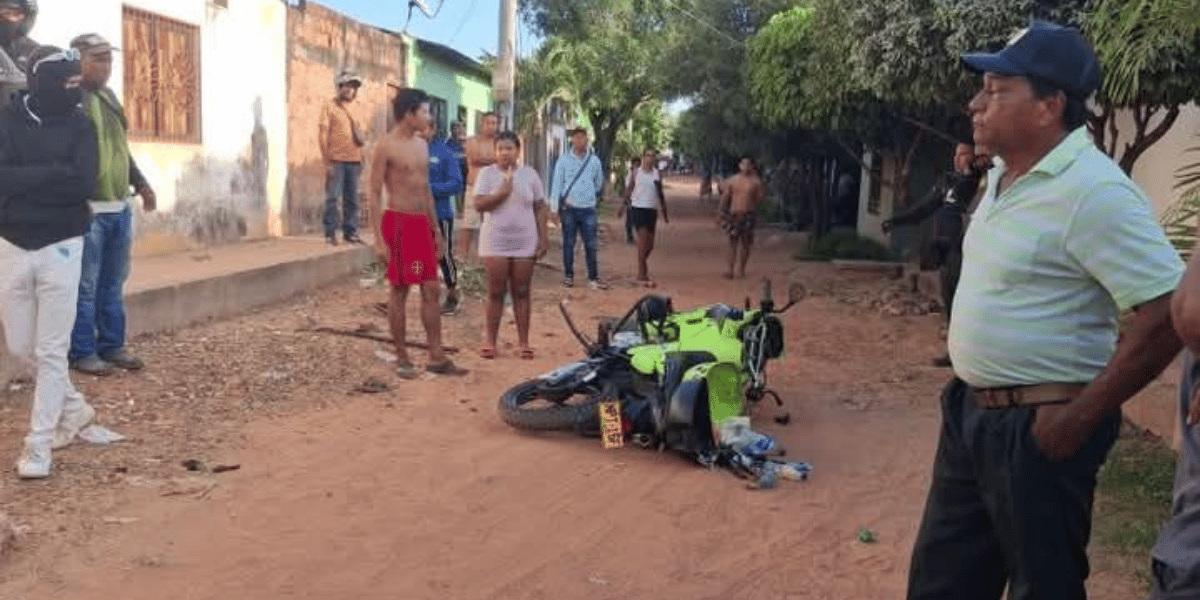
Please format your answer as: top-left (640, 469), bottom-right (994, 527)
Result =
top-left (0, 178), bottom-right (1148, 599)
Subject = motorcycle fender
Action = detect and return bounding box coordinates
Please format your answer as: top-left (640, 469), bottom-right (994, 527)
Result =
top-left (666, 362), bottom-right (742, 429)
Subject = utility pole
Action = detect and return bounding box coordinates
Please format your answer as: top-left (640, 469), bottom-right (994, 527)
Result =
top-left (494, 0), bottom-right (517, 130)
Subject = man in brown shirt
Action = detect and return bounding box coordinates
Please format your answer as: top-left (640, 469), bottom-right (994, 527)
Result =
top-left (318, 71), bottom-right (365, 245)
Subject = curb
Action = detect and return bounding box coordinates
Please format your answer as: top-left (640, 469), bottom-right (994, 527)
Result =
top-left (126, 245), bottom-right (373, 338)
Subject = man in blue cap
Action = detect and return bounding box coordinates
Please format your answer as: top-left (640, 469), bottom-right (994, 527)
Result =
top-left (905, 21), bottom-right (1185, 600)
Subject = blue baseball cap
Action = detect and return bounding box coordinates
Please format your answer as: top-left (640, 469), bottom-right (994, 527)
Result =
top-left (961, 20), bottom-right (1101, 100)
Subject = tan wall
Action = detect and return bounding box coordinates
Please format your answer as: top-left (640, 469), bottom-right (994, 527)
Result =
top-left (1112, 103), bottom-right (1199, 447)
top-left (285, 2), bottom-right (405, 235)
top-left (1117, 103), bottom-right (1200, 215)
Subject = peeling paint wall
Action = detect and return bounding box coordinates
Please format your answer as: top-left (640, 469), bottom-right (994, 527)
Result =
top-left (34, 0), bottom-right (289, 256)
top-left (285, 2), bottom-right (405, 236)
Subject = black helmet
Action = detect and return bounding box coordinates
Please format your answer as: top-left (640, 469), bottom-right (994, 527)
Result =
top-left (0, 0), bottom-right (36, 43)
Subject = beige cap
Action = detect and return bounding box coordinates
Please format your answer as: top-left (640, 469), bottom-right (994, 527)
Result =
top-left (70, 33), bottom-right (119, 55)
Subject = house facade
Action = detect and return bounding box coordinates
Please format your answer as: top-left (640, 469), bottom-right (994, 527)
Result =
top-left (404, 37), bottom-right (492, 138)
top-left (284, 1), bottom-right (406, 236)
top-left (36, 0), bottom-right (290, 256)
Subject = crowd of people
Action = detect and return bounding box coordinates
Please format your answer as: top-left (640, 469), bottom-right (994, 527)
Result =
top-left (8, 3), bottom-right (1199, 598)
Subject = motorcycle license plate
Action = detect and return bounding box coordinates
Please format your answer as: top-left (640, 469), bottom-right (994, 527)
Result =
top-left (597, 400), bottom-right (624, 449)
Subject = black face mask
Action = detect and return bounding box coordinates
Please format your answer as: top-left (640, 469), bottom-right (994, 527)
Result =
top-left (29, 57), bottom-right (81, 118)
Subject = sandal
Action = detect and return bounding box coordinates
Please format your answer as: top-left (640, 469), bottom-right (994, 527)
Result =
top-left (426, 359), bottom-right (469, 376)
top-left (520, 347), bottom-right (535, 360)
top-left (396, 361), bottom-right (419, 380)
top-left (479, 347), bottom-right (496, 360)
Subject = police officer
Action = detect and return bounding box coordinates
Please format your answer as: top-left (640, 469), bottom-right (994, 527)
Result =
top-left (882, 141), bottom-right (992, 367)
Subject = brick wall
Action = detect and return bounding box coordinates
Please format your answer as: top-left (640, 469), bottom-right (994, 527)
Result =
top-left (286, 2), bottom-right (405, 236)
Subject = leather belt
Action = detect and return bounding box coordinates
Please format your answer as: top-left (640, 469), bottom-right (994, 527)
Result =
top-left (971, 383), bottom-right (1086, 409)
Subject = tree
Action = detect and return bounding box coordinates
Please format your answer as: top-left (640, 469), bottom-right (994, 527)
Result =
top-left (1084, 0), bottom-right (1200, 173)
top-left (519, 0), bottom-right (674, 175)
top-left (661, 0), bottom-right (790, 163)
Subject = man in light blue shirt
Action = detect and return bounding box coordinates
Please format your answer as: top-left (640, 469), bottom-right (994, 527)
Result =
top-left (549, 127), bottom-right (606, 289)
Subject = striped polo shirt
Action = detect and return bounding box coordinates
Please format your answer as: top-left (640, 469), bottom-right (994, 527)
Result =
top-left (948, 127), bottom-right (1183, 388)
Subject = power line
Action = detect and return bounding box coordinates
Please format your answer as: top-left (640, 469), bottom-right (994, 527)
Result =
top-left (661, 0), bottom-right (744, 46)
top-left (447, 0), bottom-right (478, 45)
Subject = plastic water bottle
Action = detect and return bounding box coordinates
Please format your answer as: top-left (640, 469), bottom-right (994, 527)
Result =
top-left (776, 462), bottom-right (812, 481)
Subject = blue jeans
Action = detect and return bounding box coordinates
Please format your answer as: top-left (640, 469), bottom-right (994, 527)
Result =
top-left (324, 161), bottom-right (362, 238)
top-left (70, 205), bottom-right (133, 361)
top-left (560, 205), bottom-right (599, 281)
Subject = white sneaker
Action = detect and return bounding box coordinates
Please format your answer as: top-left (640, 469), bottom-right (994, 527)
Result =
top-left (15, 444), bottom-right (50, 479)
top-left (52, 404), bottom-right (96, 450)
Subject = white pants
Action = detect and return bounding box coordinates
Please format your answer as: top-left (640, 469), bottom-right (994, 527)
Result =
top-left (0, 236), bottom-right (91, 448)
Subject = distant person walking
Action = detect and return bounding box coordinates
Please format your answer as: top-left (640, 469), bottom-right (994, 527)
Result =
top-left (319, 70), bottom-right (365, 246)
top-left (622, 156), bottom-right (640, 245)
top-left (619, 147), bottom-right (669, 287)
top-left (717, 156), bottom-right (764, 279)
top-left (462, 112), bottom-right (499, 264)
top-left (472, 131), bottom-right (548, 360)
top-left (67, 33), bottom-right (156, 377)
top-left (549, 126), bottom-right (607, 290)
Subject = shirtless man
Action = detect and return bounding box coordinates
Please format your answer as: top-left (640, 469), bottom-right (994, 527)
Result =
top-left (368, 87), bottom-right (468, 379)
top-left (460, 112), bottom-right (500, 263)
top-left (718, 156), bottom-right (765, 279)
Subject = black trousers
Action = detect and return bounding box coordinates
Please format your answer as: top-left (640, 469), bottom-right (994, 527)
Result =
top-left (907, 378), bottom-right (1121, 600)
top-left (939, 248), bottom-right (961, 324)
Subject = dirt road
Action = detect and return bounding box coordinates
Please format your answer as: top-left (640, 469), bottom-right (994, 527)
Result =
top-left (0, 178), bottom-right (1145, 599)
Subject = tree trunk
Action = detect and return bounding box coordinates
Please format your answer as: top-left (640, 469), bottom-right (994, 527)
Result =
top-left (1118, 104), bottom-right (1182, 175)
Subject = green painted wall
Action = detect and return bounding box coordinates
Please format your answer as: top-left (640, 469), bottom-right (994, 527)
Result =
top-left (407, 43), bottom-right (493, 137)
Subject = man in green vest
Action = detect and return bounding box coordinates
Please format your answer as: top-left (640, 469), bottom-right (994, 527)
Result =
top-left (67, 33), bottom-right (156, 377)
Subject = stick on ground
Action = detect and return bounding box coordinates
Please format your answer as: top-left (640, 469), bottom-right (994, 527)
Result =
top-left (305, 327), bottom-right (460, 354)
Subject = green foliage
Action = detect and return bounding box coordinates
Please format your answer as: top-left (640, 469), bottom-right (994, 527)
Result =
top-left (660, 0), bottom-right (789, 162)
top-left (1163, 140), bottom-right (1200, 260)
top-left (746, 6), bottom-right (817, 131)
top-left (796, 230), bottom-right (892, 261)
top-left (1092, 434), bottom-right (1177, 592)
top-left (1085, 0), bottom-right (1200, 107)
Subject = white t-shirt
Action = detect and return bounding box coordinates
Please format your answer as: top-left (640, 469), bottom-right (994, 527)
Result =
top-left (629, 168), bottom-right (661, 209)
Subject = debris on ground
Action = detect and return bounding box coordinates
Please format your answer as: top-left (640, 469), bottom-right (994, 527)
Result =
top-left (717, 417), bottom-right (812, 490)
top-left (0, 512), bottom-right (23, 560)
top-left (870, 282), bottom-right (943, 317)
top-left (355, 378), bottom-right (391, 394)
top-left (857, 528), bottom-right (878, 543)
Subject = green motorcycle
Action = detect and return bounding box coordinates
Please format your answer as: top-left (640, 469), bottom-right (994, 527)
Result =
top-left (498, 278), bottom-right (806, 468)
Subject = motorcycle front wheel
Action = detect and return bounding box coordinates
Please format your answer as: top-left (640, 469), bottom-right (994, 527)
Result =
top-left (498, 379), bottom-right (605, 432)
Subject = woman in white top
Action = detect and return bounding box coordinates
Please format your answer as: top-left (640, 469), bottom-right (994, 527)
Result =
top-left (472, 131), bottom-right (548, 360)
top-left (618, 148), bottom-right (670, 287)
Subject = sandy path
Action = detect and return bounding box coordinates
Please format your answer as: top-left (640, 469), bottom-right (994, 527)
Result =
top-left (0, 178), bottom-right (1144, 599)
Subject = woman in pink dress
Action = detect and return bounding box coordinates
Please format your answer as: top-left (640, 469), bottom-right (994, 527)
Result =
top-left (472, 131), bottom-right (549, 360)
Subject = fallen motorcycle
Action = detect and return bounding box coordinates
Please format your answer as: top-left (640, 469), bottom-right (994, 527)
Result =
top-left (497, 278), bottom-right (812, 486)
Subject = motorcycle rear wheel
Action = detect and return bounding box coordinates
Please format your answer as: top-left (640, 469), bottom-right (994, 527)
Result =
top-left (498, 379), bottom-right (604, 432)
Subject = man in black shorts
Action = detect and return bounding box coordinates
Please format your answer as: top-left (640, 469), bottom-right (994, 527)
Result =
top-left (619, 148), bottom-right (669, 287)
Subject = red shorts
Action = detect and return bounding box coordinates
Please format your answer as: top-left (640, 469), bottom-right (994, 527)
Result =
top-left (381, 210), bottom-right (437, 287)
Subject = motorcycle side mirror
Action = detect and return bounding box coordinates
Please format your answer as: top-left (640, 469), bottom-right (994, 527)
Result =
top-left (780, 282), bottom-right (807, 312)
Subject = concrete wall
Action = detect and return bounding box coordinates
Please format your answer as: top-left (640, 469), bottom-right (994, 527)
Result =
top-left (35, 0), bottom-right (289, 256)
top-left (285, 1), bottom-right (405, 236)
top-left (1118, 103), bottom-right (1200, 215)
